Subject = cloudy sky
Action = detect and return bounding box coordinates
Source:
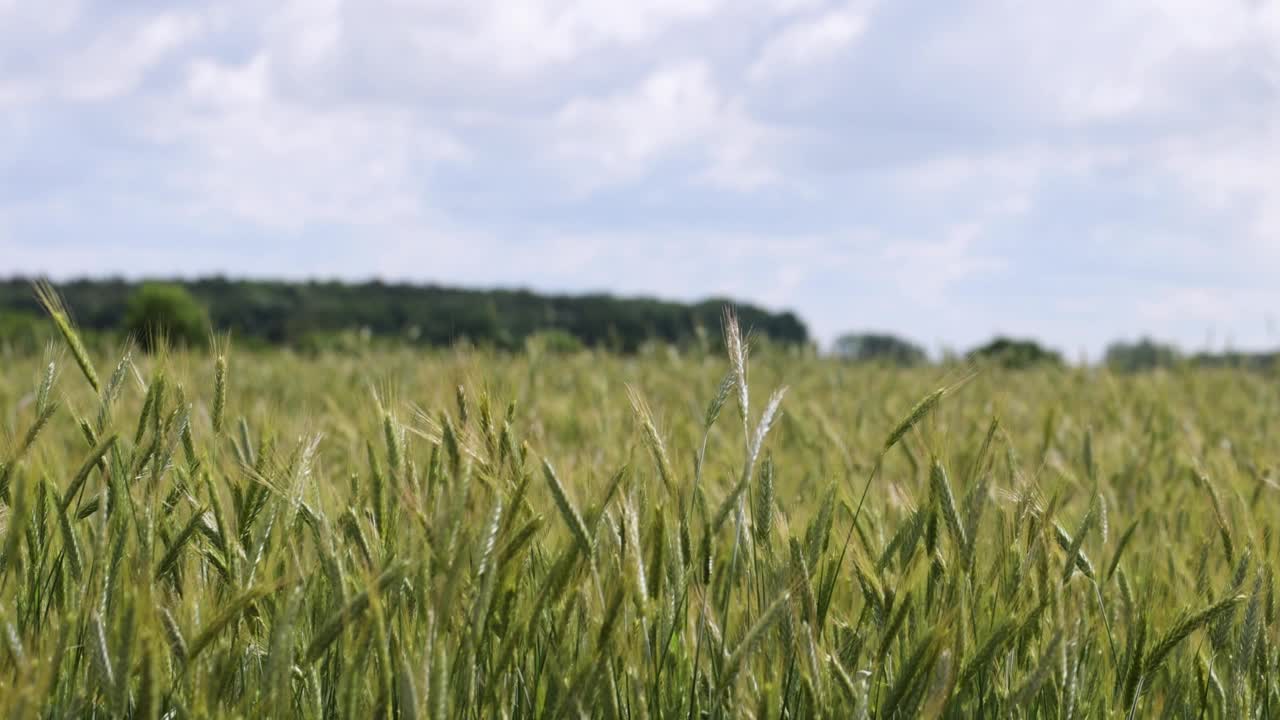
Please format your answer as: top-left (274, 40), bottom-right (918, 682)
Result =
top-left (2, 0), bottom-right (1278, 356)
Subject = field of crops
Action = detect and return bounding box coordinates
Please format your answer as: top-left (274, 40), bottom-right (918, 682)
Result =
top-left (2, 302), bottom-right (1279, 718)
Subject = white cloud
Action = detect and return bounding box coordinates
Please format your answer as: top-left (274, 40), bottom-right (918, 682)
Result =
top-left (137, 54), bottom-right (466, 232)
top-left (266, 0), bottom-right (343, 72)
top-left (185, 53), bottom-right (272, 108)
top-left (750, 5), bottom-right (870, 82)
top-left (0, 7), bottom-right (201, 107)
top-left (892, 143), bottom-right (1139, 227)
top-left (555, 61), bottom-right (720, 173)
top-left (760, 0), bottom-right (829, 15)
top-left (0, 0), bottom-right (79, 34)
top-left (553, 60), bottom-right (778, 190)
top-left (375, 0), bottom-right (723, 77)
top-left (0, 81), bottom-right (29, 108)
top-left (1157, 126), bottom-right (1280, 249)
top-left (60, 12), bottom-right (202, 102)
top-left (924, 1), bottom-right (1280, 124)
top-left (698, 114), bottom-right (783, 191)
top-left (882, 224), bottom-right (1007, 303)
top-left (1135, 286), bottom-right (1280, 351)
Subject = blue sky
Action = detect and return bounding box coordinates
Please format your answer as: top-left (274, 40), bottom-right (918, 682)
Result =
top-left (2, 0), bottom-right (1278, 357)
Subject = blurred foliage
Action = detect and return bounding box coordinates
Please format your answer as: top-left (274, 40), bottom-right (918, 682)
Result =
top-left (0, 310), bottom-right (52, 355)
top-left (1105, 338), bottom-right (1182, 372)
top-left (833, 332), bottom-right (928, 367)
top-left (1191, 350), bottom-right (1280, 371)
top-left (0, 277), bottom-right (809, 352)
top-left (525, 328), bottom-right (586, 355)
top-left (124, 283), bottom-right (211, 351)
top-left (969, 336), bottom-right (1065, 369)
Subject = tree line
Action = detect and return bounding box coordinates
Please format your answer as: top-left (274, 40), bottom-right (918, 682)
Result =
top-left (0, 277), bottom-right (809, 353)
top-left (2, 278), bottom-right (1273, 370)
top-left (834, 332), bottom-right (1280, 371)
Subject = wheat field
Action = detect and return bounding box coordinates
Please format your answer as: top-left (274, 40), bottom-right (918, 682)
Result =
top-left (1, 300), bottom-right (1277, 718)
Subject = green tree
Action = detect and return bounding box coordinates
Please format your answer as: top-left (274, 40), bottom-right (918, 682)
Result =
top-left (125, 283), bottom-right (210, 351)
top-left (1105, 338), bottom-right (1181, 372)
top-left (526, 328), bottom-right (585, 355)
top-left (0, 277), bottom-right (811, 352)
top-left (969, 337), bottom-right (1063, 369)
top-left (0, 310), bottom-right (51, 354)
top-left (833, 332), bottom-right (928, 366)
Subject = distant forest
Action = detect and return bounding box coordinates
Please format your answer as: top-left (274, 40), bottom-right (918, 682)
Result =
top-left (3, 278), bottom-right (1275, 370)
top-left (0, 277), bottom-right (809, 352)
